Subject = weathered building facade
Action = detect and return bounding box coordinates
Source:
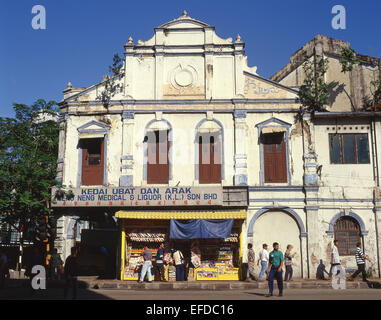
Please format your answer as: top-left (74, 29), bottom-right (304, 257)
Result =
top-left (53, 12), bottom-right (381, 279)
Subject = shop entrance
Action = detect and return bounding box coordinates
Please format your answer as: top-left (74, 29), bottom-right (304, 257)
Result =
top-left (120, 217), bottom-right (244, 281)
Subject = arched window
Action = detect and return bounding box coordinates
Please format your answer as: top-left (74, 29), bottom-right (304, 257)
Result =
top-left (334, 217), bottom-right (361, 256)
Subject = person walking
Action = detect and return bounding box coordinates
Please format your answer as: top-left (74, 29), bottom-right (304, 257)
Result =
top-left (0, 249), bottom-right (8, 289)
top-left (64, 247), bottom-right (79, 300)
top-left (330, 239), bottom-right (343, 278)
top-left (284, 245), bottom-right (296, 281)
top-left (266, 242), bottom-right (284, 297)
top-left (138, 246), bottom-right (153, 283)
top-left (49, 248), bottom-right (63, 281)
top-left (246, 244), bottom-right (256, 281)
top-left (257, 243), bottom-right (269, 281)
top-left (173, 248), bottom-right (185, 281)
top-left (155, 243), bottom-right (166, 282)
top-left (348, 242), bottom-right (371, 282)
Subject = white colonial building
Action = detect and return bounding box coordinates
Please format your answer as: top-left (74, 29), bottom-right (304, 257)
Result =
top-left (53, 11), bottom-right (381, 280)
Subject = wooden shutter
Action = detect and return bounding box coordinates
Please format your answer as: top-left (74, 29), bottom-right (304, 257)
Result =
top-left (147, 130), bottom-right (169, 184)
top-left (199, 133), bottom-right (221, 184)
top-left (263, 133), bottom-right (287, 183)
top-left (81, 138), bottom-right (104, 186)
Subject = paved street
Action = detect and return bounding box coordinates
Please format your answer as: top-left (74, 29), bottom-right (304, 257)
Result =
top-left (1, 287), bottom-right (381, 300)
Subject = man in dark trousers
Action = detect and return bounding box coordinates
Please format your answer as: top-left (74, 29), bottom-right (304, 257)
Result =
top-left (155, 243), bottom-right (166, 281)
top-left (266, 242), bottom-right (284, 297)
top-left (64, 247), bottom-right (79, 300)
top-left (348, 242), bottom-right (371, 282)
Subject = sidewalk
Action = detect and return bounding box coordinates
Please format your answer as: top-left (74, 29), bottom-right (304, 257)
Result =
top-left (71, 278), bottom-right (380, 290)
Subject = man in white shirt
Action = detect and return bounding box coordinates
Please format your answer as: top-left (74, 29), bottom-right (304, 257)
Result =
top-left (257, 243), bottom-right (269, 281)
top-left (330, 239), bottom-right (343, 277)
top-left (173, 249), bottom-right (185, 281)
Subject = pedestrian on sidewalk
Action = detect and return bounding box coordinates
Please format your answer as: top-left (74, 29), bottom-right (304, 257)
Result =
top-left (155, 243), bottom-right (166, 282)
top-left (284, 245), bottom-right (296, 281)
top-left (49, 248), bottom-right (63, 281)
top-left (245, 244), bottom-right (256, 281)
top-left (138, 246), bottom-right (153, 283)
top-left (329, 239), bottom-right (344, 278)
top-left (266, 242), bottom-right (284, 297)
top-left (173, 248), bottom-right (185, 281)
top-left (0, 249), bottom-right (8, 289)
top-left (257, 243), bottom-right (269, 281)
top-left (64, 247), bottom-right (79, 300)
top-left (348, 242), bottom-right (371, 282)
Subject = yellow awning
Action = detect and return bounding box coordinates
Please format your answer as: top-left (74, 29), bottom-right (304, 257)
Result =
top-left (115, 209), bottom-right (246, 220)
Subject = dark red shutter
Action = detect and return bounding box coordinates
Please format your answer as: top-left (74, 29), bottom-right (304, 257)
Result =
top-left (81, 138), bottom-right (104, 186)
top-left (199, 133), bottom-right (221, 184)
top-left (263, 133), bottom-right (287, 183)
top-left (147, 130), bottom-right (169, 184)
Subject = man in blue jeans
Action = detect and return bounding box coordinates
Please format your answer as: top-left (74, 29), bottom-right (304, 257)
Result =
top-left (257, 243), bottom-right (269, 281)
top-left (266, 242), bottom-right (284, 297)
top-left (138, 246), bottom-right (153, 283)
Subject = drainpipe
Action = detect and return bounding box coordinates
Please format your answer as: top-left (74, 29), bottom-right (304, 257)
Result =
top-left (370, 116), bottom-right (381, 277)
top-left (301, 109), bottom-right (310, 278)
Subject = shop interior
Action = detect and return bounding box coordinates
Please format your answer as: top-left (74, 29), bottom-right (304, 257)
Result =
top-left (121, 219), bottom-right (243, 281)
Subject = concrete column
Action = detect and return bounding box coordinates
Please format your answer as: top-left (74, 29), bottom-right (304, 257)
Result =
top-left (205, 49), bottom-right (214, 100)
top-left (300, 235), bottom-right (309, 279)
top-left (305, 188), bottom-right (320, 279)
top-left (374, 201), bottom-right (381, 278)
top-left (120, 111), bottom-right (135, 186)
top-left (233, 37), bottom-right (245, 97)
top-left (124, 38), bottom-right (134, 98)
top-left (233, 110), bottom-right (248, 186)
top-left (155, 30), bottom-right (164, 100)
top-left (56, 114), bottom-right (68, 184)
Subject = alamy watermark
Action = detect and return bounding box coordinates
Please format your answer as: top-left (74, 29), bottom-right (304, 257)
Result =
top-left (31, 265), bottom-right (46, 290)
top-left (331, 5), bottom-right (346, 30)
top-left (31, 5), bottom-right (46, 30)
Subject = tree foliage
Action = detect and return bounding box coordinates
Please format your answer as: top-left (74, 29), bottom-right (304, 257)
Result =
top-left (97, 53), bottom-right (124, 108)
top-left (298, 53), bottom-right (333, 112)
top-left (339, 47), bottom-right (360, 73)
top-left (0, 99), bottom-right (59, 230)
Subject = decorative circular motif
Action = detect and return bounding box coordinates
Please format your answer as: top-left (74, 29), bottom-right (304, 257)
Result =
top-left (175, 69), bottom-right (193, 87)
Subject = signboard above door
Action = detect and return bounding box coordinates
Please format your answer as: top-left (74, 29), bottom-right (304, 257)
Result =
top-left (51, 186), bottom-right (223, 207)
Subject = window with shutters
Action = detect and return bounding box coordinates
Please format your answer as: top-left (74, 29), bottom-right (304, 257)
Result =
top-left (146, 130), bottom-right (169, 184)
top-left (334, 217), bottom-right (361, 256)
top-left (262, 132), bottom-right (287, 183)
top-left (198, 133), bottom-right (222, 184)
top-left (329, 133), bottom-right (370, 164)
top-left (80, 138), bottom-right (104, 186)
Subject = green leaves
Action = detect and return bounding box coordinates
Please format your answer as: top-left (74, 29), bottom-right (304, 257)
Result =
top-left (97, 53), bottom-right (124, 108)
top-left (339, 47), bottom-right (360, 73)
top-left (0, 99), bottom-right (59, 225)
top-left (370, 74), bottom-right (381, 106)
top-left (298, 53), bottom-right (333, 112)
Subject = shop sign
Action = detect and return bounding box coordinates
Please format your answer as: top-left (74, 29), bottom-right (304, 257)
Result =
top-left (51, 186), bottom-right (223, 207)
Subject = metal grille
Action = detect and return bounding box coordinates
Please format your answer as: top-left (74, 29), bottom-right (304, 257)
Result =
top-left (334, 217), bottom-right (360, 256)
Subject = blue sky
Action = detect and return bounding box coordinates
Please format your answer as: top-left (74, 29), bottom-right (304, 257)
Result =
top-left (1, 0), bottom-right (380, 117)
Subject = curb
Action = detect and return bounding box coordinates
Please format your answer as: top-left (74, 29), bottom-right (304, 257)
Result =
top-left (87, 281), bottom-right (375, 290)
